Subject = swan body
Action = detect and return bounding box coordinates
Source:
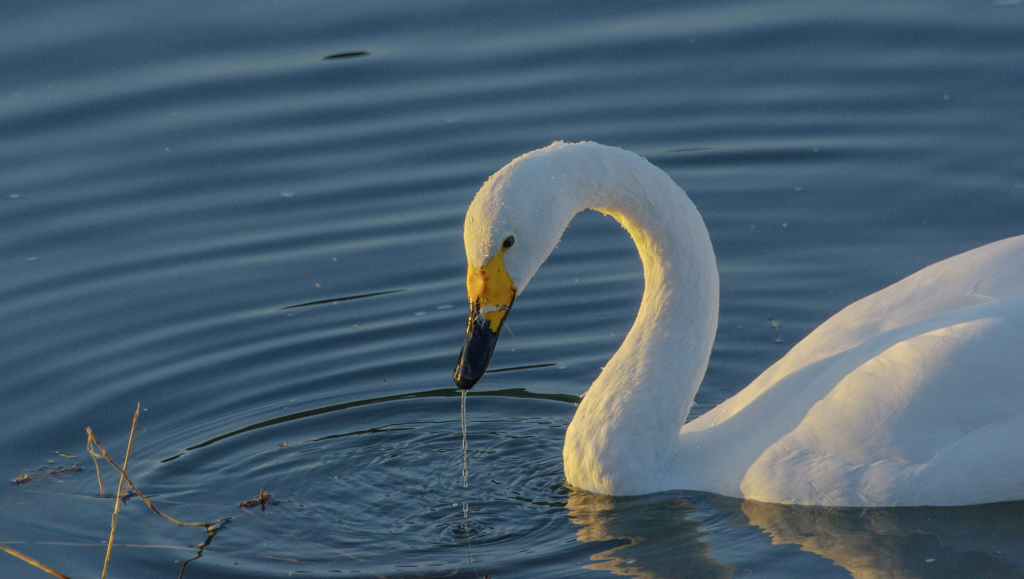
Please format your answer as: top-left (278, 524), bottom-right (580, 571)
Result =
top-left (453, 141), bottom-right (1024, 506)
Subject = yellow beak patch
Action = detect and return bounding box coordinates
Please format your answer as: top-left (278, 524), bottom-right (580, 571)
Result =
top-left (466, 250), bottom-right (516, 332)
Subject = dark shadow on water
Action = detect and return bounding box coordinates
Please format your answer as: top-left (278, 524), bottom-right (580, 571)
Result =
top-left (486, 362), bottom-right (559, 373)
top-left (279, 288), bottom-right (406, 310)
top-left (322, 51), bottom-right (370, 60)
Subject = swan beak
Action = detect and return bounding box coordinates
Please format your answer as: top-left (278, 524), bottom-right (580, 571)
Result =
top-left (453, 252), bottom-right (516, 390)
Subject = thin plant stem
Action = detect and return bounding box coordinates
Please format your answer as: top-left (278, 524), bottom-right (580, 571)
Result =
top-left (0, 543), bottom-right (70, 579)
top-left (100, 402), bottom-right (140, 579)
top-left (90, 444), bottom-right (105, 496)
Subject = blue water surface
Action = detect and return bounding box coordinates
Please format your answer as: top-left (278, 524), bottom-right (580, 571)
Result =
top-left (2, 0), bottom-right (1023, 577)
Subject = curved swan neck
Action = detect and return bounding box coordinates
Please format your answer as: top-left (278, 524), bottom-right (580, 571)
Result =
top-left (469, 142), bottom-right (1024, 505)
top-left (553, 143), bottom-right (719, 494)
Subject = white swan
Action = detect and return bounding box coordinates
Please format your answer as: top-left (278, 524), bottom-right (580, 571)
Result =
top-left (453, 141), bottom-right (1024, 507)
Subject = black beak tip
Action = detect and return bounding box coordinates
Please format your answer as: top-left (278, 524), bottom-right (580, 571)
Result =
top-left (453, 370), bottom-right (478, 390)
top-left (454, 300), bottom-right (513, 391)
top-left (453, 322), bottom-right (499, 390)
top-left (453, 344), bottom-right (488, 390)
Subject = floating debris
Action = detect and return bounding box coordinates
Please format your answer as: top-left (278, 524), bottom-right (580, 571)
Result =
top-left (239, 489), bottom-right (279, 511)
top-left (323, 51), bottom-right (370, 60)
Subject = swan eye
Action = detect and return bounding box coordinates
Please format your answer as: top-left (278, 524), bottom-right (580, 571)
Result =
top-left (501, 236), bottom-right (515, 250)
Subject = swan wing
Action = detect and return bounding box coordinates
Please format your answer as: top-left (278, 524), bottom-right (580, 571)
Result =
top-left (742, 298), bottom-right (1024, 505)
top-left (700, 235), bottom-right (1024, 423)
top-left (687, 235), bottom-right (1024, 505)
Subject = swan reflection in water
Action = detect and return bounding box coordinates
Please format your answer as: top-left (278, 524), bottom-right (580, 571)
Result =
top-left (567, 490), bottom-right (734, 578)
top-left (566, 490), bottom-right (1024, 578)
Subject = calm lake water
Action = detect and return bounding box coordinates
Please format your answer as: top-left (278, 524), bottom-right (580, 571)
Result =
top-left (2, 0), bottom-right (1023, 577)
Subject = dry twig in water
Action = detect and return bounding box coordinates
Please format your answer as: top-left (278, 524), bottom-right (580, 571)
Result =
top-left (87, 429), bottom-right (229, 531)
top-left (0, 543), bottom-right (70, 579)
top-left (87, 405), bottom-right (230, 579)
top-left (99, 402), bottom-right (141, 578)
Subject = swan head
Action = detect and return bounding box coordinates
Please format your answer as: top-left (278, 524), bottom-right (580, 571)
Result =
top-left (453, 142), bottom-right (583, 389)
